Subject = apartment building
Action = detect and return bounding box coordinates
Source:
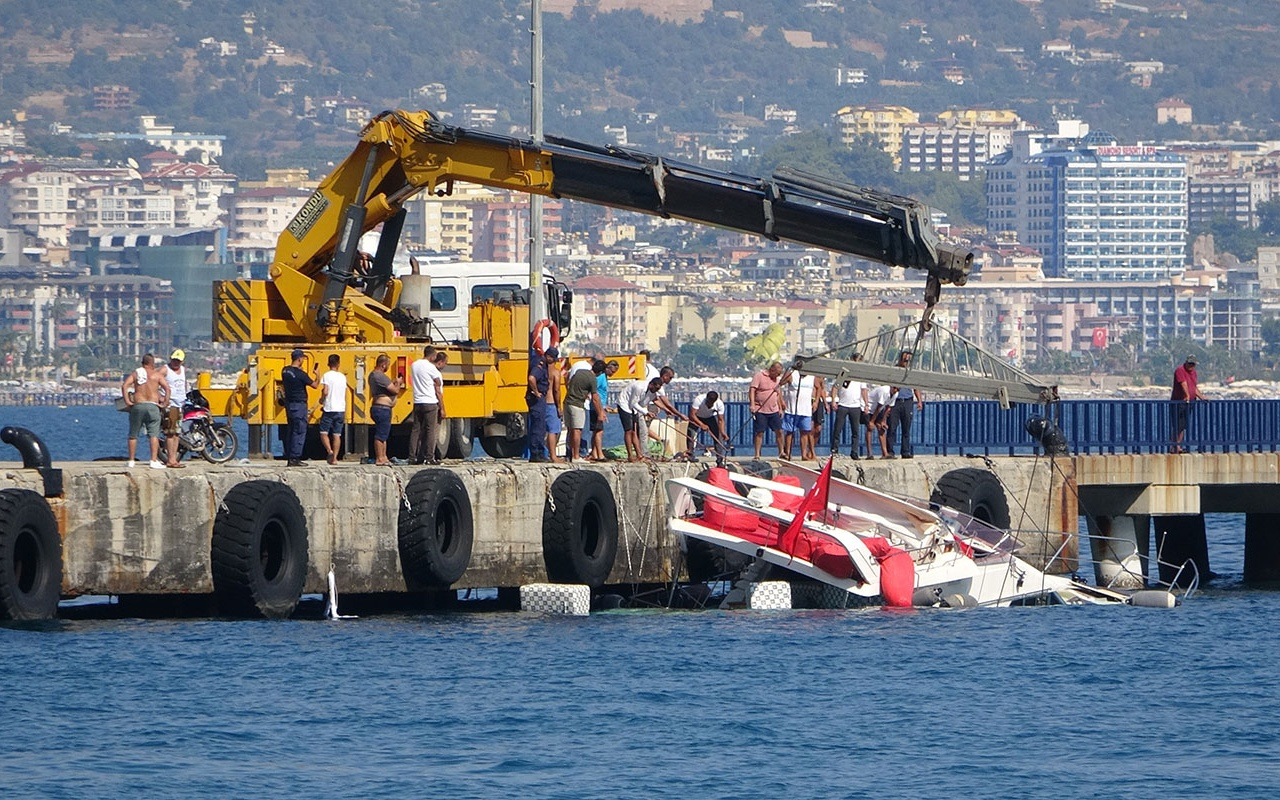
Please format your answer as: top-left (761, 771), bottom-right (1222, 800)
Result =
top-left (986, 127), bottom-right (1188, 281)
top-left (221, 187), bottom-right (312, 267)
top-left (834, 105), bottom-right (920, 165)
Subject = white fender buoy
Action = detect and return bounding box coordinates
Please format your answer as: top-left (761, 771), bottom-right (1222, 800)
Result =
top-left (1128, 589), bottom-right (1179, 609)
top-left (326, 567), bottom-right (357, 620)
top-left (745, 580), bottom-right (792, 610)
top-left (520, 583), bottom-right (590, 616)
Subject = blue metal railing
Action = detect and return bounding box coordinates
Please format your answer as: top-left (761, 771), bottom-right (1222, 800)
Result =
top-left (676, 399), bottom-right (1279, 456)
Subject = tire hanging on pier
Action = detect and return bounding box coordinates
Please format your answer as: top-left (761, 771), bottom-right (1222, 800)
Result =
top-left (211, 480), bottom-right (309, 619)
top-left (929, 468), bottom-right (1011, 530)
top-left (542, 470), bottom-right (618, 589)
top-left (398, 468), bottom-right (474, 588)
top-left (0, 488), bottom-right (62, 621)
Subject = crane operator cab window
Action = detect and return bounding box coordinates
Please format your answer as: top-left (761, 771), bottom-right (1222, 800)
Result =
top-left (473, 283), bottom-right (521, 304)
top-left (430, 286), bottom-right (456, 313)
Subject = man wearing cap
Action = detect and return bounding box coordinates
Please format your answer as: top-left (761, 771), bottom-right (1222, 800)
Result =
top-left (1171, 354), bottom-right (1208, 453)
top-left (526, 345), bottom-right (557, 462)
top-left (280, 348), bottom-right (319, 466)
top-left (161, 349), bottom-right (189, 467)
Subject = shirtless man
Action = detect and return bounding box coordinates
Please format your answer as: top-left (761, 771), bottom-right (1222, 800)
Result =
top-left (121, 353), bottom-right (171, 469)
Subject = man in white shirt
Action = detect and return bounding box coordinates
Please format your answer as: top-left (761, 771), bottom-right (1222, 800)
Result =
top-left (316, 353), bottom-right (348, 465)
top-left (865, 384), bottom-right (892, 459)
top-left (832, 357), bottom-right (869, 458)
top-left (618, 376), bottom-right (664, 462)
top-left (161, 349), bottom-right (188, 468)
top-left (685, 390), bottom-right (727, 458)
top-left (409, 345), bottom-right (446, 464)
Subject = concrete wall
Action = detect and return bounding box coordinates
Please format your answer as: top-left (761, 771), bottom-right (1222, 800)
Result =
top-left (0, 455), bottom-right (1069, 597)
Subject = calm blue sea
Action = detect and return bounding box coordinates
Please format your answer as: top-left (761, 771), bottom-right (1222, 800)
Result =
top-left (2, 405), bottom-right (1278, 798)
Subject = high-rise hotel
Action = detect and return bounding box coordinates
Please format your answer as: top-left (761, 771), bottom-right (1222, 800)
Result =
top-left (986, 121), bottom-right (1188, 281)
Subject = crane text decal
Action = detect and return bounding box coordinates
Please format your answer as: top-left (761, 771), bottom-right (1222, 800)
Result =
top-left (287, 191), bottom-right (331, 242)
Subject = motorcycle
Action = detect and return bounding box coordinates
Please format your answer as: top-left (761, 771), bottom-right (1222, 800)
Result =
top-left (166, 389), bottom-right (240, 464)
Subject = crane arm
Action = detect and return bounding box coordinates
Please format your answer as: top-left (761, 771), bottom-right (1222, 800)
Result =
top-left (266, 109), bottom-right (972, 343)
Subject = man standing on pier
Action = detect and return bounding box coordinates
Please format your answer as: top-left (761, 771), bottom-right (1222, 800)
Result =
top-left (280, 349), bottom-right (319, 466)
top-left (1171, 354), bottom-right (1208, 453)
top-left (122, 353), bottom-right (171, 469)
top-left (887, 350), bottom-right (923, 459)
top-left (526, 346), bottom-right (556, 462)
top-left (161, 349), bottom-right (188, 468)
top-left (749, 361), bottom-right (785, 460)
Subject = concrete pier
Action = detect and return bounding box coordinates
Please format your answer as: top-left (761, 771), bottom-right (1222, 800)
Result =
top-left (0, 455), bottom-right (1070, 610)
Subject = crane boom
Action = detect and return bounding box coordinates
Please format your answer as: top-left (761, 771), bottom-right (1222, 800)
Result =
top-left (248, 109), bottom-right (970, 346)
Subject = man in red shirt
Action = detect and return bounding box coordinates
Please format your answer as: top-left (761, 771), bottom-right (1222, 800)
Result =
top-left (1171, 354), bottom-right (1208, 453)
top-left (749, 361), bottom-right (785, 459)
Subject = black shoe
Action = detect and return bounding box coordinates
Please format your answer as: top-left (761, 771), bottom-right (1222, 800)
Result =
top-left (529, 456), bottom-right (548, 463)
top-left (902, 454), bottom-right (914, 459)
top-left (408, 458), bottom-right (425, 466)
top-left (287, 459), bottom-right (307, 467)
top-left (851, 453), bottom-right (860, 460)
top-left (427, 458), bottom-right (442, 466)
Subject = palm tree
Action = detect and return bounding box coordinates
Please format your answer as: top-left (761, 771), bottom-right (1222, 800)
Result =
top-left (695, 301), bottom-right (717, 341)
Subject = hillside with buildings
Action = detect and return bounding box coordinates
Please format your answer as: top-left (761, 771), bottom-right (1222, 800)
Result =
top-left (1, 0), bottom-right (1280, 385)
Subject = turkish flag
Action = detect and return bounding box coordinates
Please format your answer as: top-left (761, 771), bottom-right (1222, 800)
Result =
top-left (1092, 327), bottom-right (1108, 349)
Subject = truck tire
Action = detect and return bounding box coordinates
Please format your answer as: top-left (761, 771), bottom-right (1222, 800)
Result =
top-left (446, 418), bottom-right (474, 459)
top-left (398, 468), bottom-right (473, 587)
top-left (212, 480), bottom-right (309, 619)
top-left (930, 468), bottom-right (1011, 529)
top-left (0, 488), bottom-right (62, 621)
top-left (543, 471), bottom-right (618, 589)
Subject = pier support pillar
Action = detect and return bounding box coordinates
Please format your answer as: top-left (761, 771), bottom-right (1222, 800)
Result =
top-left (1153, 515), bottom-right (1209, 588)
top-left (1086, 515), bottom-right (1148, 589)
top-left (1244, 513), bottom-right (1280, 584)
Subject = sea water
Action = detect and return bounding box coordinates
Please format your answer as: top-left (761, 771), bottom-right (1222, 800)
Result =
top-left (2, 405), bottom-right (1278, 798)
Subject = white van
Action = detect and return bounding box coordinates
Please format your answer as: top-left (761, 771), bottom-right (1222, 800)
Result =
top-left (407, 261), bottom-right (554, 342)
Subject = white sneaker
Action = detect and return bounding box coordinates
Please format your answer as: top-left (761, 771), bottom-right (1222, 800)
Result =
top-left (150, 460), bottom-right (166, 469)
top-left (127, 460), bottom-right (136, 468)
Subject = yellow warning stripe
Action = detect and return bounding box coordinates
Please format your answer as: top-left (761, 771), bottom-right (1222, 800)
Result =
top-left (215, 281), bottom-right (253, 342)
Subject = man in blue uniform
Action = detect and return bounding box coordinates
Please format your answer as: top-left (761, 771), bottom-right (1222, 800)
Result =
top-left (526, 346), bottom-right (557, 462)
top-left (280, 348), bottom-right (319, 466)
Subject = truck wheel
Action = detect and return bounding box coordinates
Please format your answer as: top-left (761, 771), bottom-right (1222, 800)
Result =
top-left (543, 471), bottom-right (618, 589)
top-left (0, 488), bottom-right (62, 621)
top-left (446, 418), bottom-right (474, 459)
top-left (398, 468), bottom-right (473, 587)
top-left (212, 480), bottom-right (309, 619)
top-left (930, 468), bottom-right (1011, 529)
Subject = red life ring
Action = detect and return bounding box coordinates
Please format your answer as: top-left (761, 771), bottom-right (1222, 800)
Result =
top-left (531, 319), bottom-right (560, 355)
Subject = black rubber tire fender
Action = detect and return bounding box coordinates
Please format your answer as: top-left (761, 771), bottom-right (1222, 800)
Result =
top-left (0, 488), bottom-right (62, 621)
top-left (211, 480), bottom-right (309, 619)
top-left (929, 468), bottom-right (1011, 529)
top-left (398, 468), bottom-right (474, 588)
top-left (542, 470), bottom-right (619, 589)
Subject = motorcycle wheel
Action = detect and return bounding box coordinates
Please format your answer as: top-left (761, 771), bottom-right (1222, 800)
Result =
top-left (202, 423), bottom-right (240, 464)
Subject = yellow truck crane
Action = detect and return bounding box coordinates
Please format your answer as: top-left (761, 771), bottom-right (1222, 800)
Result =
top-left (208, 109), bottom-right (973, 459)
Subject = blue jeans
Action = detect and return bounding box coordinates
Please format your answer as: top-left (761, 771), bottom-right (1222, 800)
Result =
top-left (285, 401), bottom-right (308, 460)
top-left (888, 399), bottom-right (914, 457)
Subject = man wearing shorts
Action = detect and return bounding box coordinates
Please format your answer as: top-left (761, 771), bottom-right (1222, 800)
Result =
top-left (161, 349), bottom-right (188, 467)
top-left (121, 353), bottom-right (171, 469)
top-left (749, 361), bottom-right (784, 459)
top-left (619, 376), bottom-right (664, 462)
top-left (564, 360), bottom-right (606, 464)
top-left (317, 354), bottom-right (348, 465)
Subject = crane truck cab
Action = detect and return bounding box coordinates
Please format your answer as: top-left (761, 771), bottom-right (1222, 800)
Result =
top-left (406, 260), bottom-right (571, 344)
